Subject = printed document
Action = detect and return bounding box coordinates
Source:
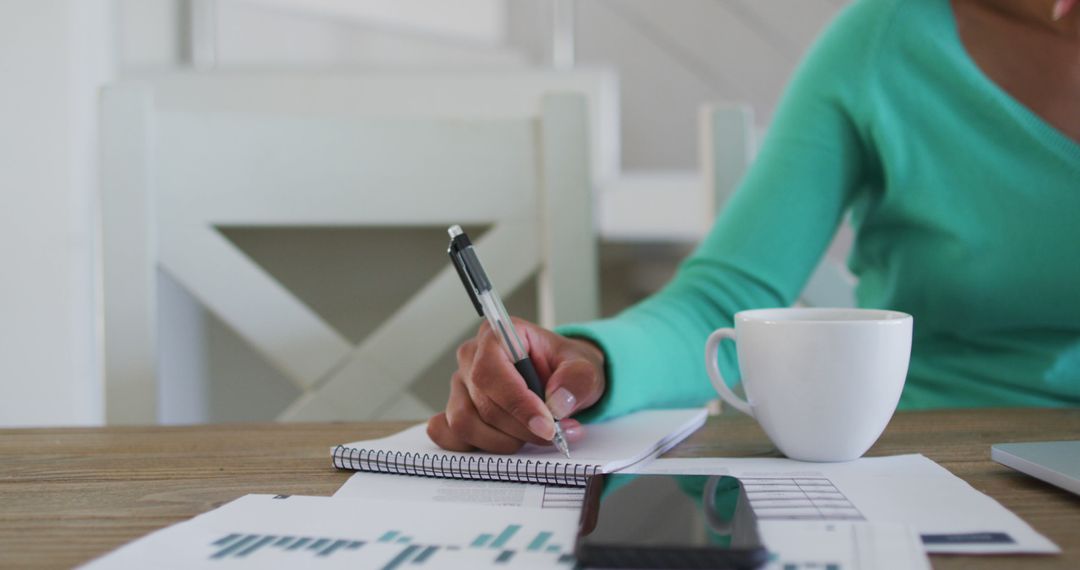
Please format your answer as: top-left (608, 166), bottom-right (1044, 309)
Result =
top-left (627, 454), bottom-right (1059, 554)
top-left (79, 494), bottom-right (579, 570)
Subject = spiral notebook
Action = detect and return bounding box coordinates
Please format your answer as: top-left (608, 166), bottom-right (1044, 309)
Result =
top-left (332, 408), bottom-right (707, 487)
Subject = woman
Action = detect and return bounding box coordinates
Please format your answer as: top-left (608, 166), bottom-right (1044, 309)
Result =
top-left (428, 0), bottom-right (1080, 454)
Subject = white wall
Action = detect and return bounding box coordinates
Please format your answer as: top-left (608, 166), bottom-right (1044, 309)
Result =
top-left (116, 1), bottom-right (849, 171)
top-left (212, 1), bottom-right (523, 68)
top-left (507, 0), bottom-right (846, 170)
top-left (117, 0), bottom-right (184, 70)
top-left (115, 0), bottom-right (522, 72)
top-left (241, 0), bottom-right (508, 46)
top-left (0, 0), bottom-right (114, 426)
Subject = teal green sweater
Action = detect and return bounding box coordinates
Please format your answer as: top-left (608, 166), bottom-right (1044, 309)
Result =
top-left (559, 0), bottom-right (1080, 421)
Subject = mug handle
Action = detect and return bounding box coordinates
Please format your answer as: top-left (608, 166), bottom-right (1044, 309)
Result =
top-left (705, 328), bottom-right (754, 416)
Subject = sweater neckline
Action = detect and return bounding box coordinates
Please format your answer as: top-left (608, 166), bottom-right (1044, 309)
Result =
top-left (942, 0), bottom-right (1080, 168)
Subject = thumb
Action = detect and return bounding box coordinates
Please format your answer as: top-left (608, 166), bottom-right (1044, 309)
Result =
top-left (545, 358), bottom-right (604, 420)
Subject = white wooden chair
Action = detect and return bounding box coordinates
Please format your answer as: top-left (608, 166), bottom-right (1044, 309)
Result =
top-left (700, 102), bottom-right (856, 308)
top-left (100, 72), bottom-right (601, 424)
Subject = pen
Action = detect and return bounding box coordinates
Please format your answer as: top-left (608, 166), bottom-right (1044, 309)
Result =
top-left (447, 225), bottom-right (572, 458)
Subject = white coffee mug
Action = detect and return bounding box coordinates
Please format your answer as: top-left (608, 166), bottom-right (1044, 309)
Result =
top-left (705, 308), bottom-right (912, 462)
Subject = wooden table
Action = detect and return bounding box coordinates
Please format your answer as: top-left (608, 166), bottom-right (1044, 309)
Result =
top-left (2, 408), bottom-right (1078, 569)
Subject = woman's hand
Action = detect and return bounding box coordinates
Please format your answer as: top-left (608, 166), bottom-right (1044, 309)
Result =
top-left (427, 318), bottom-right (606, 454)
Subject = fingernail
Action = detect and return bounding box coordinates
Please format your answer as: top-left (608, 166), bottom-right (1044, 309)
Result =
top-left (563, 423), bottom-right (584, 441)
top-left (1053, 0), bottom-right (1068, 20)
top-left (546, 388), bottom-right (577, 419)
top-left (528, 416), bottom-right (555, 440)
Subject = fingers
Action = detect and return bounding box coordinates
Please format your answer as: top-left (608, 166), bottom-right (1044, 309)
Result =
top-left (469, 390), bottom-right (552, 446)
top-left (459, 327), bottom-right (549, 429)
top-left (458, 335), bottom-right (549, 441)
top-left (426, 412), bottom-right (472, 452)
top-left (429, 317), bottom-right (608, 455)
top-left (428, 411), bottom-right (587, 453)
top-left (557, 418), bottom-right (586, 443)
top-left (454, 338), bottom-right (477, 372)
top-left (440, 373), bottom-right (528, 454)
top-left (1053, 0), bottom-right (1078, 20)
top-left (467, 324), bottom-right (556, 438)
top-left (544, 339), bottom-right (606, 419)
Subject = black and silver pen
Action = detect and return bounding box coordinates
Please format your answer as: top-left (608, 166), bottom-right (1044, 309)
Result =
top-left (447, 225), bottom-right (571, 458)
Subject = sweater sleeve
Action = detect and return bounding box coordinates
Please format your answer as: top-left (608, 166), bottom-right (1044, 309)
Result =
top-left (557, 0), bottom-right (893, 422)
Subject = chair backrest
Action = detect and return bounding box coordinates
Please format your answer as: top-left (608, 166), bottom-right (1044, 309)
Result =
top-left (125, 70), bottom-right (620, 183)
top-left (700, 101), bottom-right (855, 308)
top-left (101, 72), bottom-right (600, 424)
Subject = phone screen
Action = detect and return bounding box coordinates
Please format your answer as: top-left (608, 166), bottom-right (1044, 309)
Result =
top-left (576, 474), bottom-right (767, 569)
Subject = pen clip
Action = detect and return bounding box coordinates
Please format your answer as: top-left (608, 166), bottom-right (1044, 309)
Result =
top-left (448, 230), bottom-right (484, 317)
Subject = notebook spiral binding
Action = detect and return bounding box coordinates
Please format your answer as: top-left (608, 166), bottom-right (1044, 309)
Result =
top-left (332, 445), bottom-right (598, 487)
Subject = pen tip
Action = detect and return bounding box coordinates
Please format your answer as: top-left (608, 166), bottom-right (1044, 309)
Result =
top-left (552, 422), bottom-right (571, 458)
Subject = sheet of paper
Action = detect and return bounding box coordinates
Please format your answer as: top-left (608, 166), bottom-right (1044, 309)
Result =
top-left (334, 472), bottom-right (585, 510)
top-left (626, 454), bottom-right (1059, 554)
top-left (332, 470), bottom-right (924, 569)
top-left (760, 521), bottom-right (930, 570)
top-left (79, 494), bottom-right (580, 570)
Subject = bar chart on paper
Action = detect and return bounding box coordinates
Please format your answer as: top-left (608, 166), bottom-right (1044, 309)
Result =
top-left (205, 525), bottom-right (576, 568)
top-left (82, 495), bottom-right (581, 569)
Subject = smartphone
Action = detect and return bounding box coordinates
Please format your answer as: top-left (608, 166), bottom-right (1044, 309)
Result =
top-left (575, 473), bottom-right (768, 569)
